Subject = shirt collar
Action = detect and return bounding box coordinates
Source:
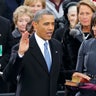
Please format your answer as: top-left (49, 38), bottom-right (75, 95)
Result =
top-left (35, 33), bottom-right (49, 47)
top-left (34, 33), bottom-right (50, 57)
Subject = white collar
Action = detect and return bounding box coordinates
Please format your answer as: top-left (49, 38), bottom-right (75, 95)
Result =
top-left (34, 33), bottom-right (50, 57)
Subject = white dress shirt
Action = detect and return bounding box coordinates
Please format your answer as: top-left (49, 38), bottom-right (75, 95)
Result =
top-left (35, 33), bottom-right (52, 60)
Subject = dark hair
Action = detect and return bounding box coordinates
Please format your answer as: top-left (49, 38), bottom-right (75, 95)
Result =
top-left (62, 0), bottom-right (80, 11)
top-left (91, 12), bottom-right (96, 37)
top-left (33, 9), bottom-right (54, 22)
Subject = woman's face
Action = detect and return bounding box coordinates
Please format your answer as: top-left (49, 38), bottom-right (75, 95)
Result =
top-left (67, 11), bottom-right (77, 28)
top-left (78, 5), bottom-right (93, 27)
top-left (29, 1), bottom-right (43, 15)
top-left (16, 14), bottom-right (31, 33)
top-left (92, 25), bottom-right (96, 38)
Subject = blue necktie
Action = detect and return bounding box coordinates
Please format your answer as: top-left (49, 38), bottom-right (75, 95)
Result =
top-left (44, 42), bottom-right (51, 72)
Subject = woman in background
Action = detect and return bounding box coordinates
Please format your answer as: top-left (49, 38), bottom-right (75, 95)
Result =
top-left (12, 5), bottom-right (33, 44)
top-left (24, 0), bottom-right (46, 15)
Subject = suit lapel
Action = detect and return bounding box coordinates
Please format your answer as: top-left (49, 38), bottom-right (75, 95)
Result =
top-left (29, 34), bottom-right (49, 73)
top-left (29, 34), bottom-right (60, 74)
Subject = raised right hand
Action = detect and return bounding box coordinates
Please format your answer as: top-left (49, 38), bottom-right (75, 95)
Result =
top-left (18, 31), bottom-right (29, 55)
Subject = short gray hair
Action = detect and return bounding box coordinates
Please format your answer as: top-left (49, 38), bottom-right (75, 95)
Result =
top-left (33, 9), bottom-right (54, 22)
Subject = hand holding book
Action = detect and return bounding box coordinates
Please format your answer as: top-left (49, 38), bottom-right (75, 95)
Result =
top-left (65, 72), bottom-right (96, 90)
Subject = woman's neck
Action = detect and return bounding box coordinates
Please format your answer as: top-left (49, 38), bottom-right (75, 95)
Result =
top-left (82, 26), bottom-right (90, 33)
top-left (52, 0), bottom-right (61, 5)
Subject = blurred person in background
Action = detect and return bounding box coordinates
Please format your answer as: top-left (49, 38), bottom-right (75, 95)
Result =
top-left (12, 5), bottom-right (33, 45)
top-left (46, 0), bottom-right (64, 19)
top-left (54, 0), bottom-right (81, 35)
top-left (24, 0), bottom-right (46, 15)
top-left (73, 0), bottom-right (96, 40)
top-left (54, 2), bottom-right (78, 42)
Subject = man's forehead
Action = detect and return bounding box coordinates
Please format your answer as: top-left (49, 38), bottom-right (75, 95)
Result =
top-left (39, 14), bottom-right (55, 21)
top-left (42, 14), bottom-right (54, 18)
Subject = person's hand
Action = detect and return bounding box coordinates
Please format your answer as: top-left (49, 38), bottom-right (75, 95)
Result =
top-left (18, 31), bottom-right (29, 55)
top-left (72, 72), bottom-right (91, 82)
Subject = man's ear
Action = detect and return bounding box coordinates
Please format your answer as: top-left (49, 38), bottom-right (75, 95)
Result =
top-left (32, 21), bottom-right (37, 29)
top-left (32, 21), bottom-right (38, 32)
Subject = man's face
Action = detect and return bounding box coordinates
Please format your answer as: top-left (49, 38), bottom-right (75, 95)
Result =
top-left (33, 14), bottom-right (55, 40)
